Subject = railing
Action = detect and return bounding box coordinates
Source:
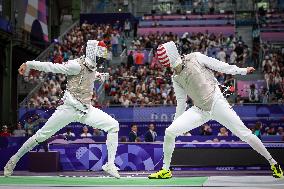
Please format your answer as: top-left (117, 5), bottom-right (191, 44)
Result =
top-left (104, 102), bottom-right (284, 108)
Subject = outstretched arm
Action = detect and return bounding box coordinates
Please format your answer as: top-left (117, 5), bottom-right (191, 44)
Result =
top-left (194, 52), bottom-right (255, 75)
top-left (18, 59), bottom-right (81, 76)
top-left (172, 78), bottom-right (187, 121)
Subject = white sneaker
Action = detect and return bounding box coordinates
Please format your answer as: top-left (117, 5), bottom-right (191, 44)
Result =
top-left (4, 157), bottom-right (17, 177)
top-left (102, 163), bottom-right (120, 179)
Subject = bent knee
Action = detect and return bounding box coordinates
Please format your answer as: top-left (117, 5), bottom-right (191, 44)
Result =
top-left (108, 119), bottom-right (119, 133)
top-left (165, 127), bottom-right (177, 138)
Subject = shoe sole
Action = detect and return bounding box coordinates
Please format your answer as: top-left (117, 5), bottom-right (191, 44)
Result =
top-left (148, 176), bottom-right (172, 179)
top-left (102, 167), bottom-right (120, 179)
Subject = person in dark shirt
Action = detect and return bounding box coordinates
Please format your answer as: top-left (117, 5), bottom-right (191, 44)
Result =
top-left (129, 124), bottom-right (138, 142)
top-left (144, 123), bottom-right (157, 142)
top-left (200, 124), bottom-right (213, 136)
top-left (253, 122), bottom-right (262, 139)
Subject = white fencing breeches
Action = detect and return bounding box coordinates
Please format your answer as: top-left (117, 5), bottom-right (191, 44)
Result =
top-left (11, 95), bottom-right (119, 166)
top-left (163, 88), bottom-right (277, 170)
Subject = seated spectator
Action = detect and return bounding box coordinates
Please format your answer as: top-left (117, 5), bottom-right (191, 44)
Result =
top-left (24, 115), bottom-right (47, 136)
top-left (120, 136), bottom-right (128, 142)
top-left (218, 127), bottom-right (229, 136)
top-left (266, 127), bottom-right (277, 135)
top-left (200, 124), bottom-right (212, 136)
top-left (63, 128), bottom-right (76, 139)
top-left (135, 137), bottom-right (142, 142)
top-left (183, 131), bottom-right (192, 136)
top-left (277, 127), bottom-right (284, 136)
top-left (253, 122), bottom-right (262, 139)
top-left (13, 123), bottom-right (26, 137)
top-left (80, 126), bottom-right (92, 138)
top-left (144, 123), bottom-right (157, 142)
top-left (93, 128), bottom-right (105, 136)
top-left (213, 138), bottom-right (220, 143)
top-left (129, 124), bottom-right (138, 142)
top-left (0, 125), bottom-right (11, 137)
top-left (248, 84), bottom-right (259, 103)
top-left (24, 118), bottom-right (35, 136)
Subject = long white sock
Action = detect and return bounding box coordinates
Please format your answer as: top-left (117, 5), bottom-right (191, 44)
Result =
top-left (106, 132), bottom-right (118, 164)
top-left (245, 134), bottom-right (277, 165)
top-left (12, 136), bottom-right (38, 162)
top-left (162, 134), bottom-right (175, 170)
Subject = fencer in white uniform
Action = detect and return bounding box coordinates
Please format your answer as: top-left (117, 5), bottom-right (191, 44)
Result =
top-left (149, 41), bottom-right (283, 179)
top-left (4, 40), bottom-right (120, 178)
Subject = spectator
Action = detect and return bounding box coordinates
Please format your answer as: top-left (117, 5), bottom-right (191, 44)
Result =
top-left (111, 32), bottom-right (120, 56)
top-left (13, 123), bottom-right (26, 137)
top-left (129, 124), bottom-right (138, 142)
top-left (0, 125), bottom-right (11, 137)
top-left (135, 137), bottom-right (142, 142)
top-left (200, 124), bottom-right (212, 136)
top-left (266, 127), bottom-right (277, 135)
top-left (248, 84), bottom-right (259, 103)
top-left (63, 128), bottom-right (75, 139)
top-left (24, 118), bottom-right (35, 136)
top-left (127, 51), bottom-right (134, 68)
top-left (93, 128), bottom-right (105, 136)
top-left (120, 136), bottom-right (128, 142)
top-left (124, 19), bottom-right (131, 38)
top-left (253, 122), bottom-right (262, 139)
top-left (259, 87), bottom-right (269, 103)
top-left (218, 127), bottom-right (229, 136)
top-left (80, 126), bottom-right (92, 138)
top-left (230, 50), bottom-right (237, 65)
top-left (277, 127), bottom-right (284, 136)
top-left (135, 50), bottom-right (145, 65)
top-left (212, 138), bottom-right (220, 142)
top-left (144, 123), bottom-right (157, 142)
top-left (183, 131), bottom-right (192, 136)
top-left (217, 47), bottom-right (226, 62)
top-left (235, 42), bottom-right (244, 66)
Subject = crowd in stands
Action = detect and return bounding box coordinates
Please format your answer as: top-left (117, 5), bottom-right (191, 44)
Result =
top-left (1, 119), bottom-right (284, 143)
top-left (23, 14), bottom-right (272, 108)
top-left (261, 45), bottom-right (284, 103)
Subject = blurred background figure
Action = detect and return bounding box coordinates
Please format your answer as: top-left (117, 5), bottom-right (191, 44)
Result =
top-left (80, 126), bottom-right (92, 138)
top-left (13, 123), bottom-right (26, 137)
top-left (63, 128), bottom-right (76, 139)
top-left (0, 125), bottom-right (11, 137)
top-left (253, 122), bottom-right (263, 139)
top-left (200, 124), bottom-right (213, 136)
top-left (218, 127), bottom-right (229, 136)
top-left (144, 123), bottom-right (157, 142)
top-left (93, 128), bottom-right (105, 136)
top-left (124, 19), bottom-right (131, 38)
top-left (129, 124), bottom-right (138, 142)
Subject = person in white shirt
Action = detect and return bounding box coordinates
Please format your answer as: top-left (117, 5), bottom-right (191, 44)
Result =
top-left (13, 123), bottom-right (27, 137)
top-left (124, 19), bottom-right (131, 38)
top-left (230, 50), bottom-right (237, 65)
top-left (149, 41), bottom-right (282, 179)
top-left (4, 40), bottom-right (120, 178)
top-left (217, 47), bottom-right (226, 62)
top-left (63, 128), bottom-right (75, 138)
top-left (80, 126), bottom-right (92, 138)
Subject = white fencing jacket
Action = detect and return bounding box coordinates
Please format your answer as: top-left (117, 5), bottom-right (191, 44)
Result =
top-left (26, 57), bottom-right (105, 112)
top-left (172, 52), bottom-right (247, 120)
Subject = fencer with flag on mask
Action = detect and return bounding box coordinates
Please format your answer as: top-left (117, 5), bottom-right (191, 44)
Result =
top-left (148, 41), bottom-right (283, 179)
top-left (4, 40), bottom-right (121, 178)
